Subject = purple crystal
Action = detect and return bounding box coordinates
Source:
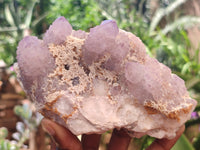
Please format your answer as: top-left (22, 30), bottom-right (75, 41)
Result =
top-left (17, 36), bottom-right (55, 89)
top-left (43, 16), bottom-right (72, 44)
top-left (82, 20), bottom-right (119, 64)
top-left (15, 17), bottom-right (197, 139)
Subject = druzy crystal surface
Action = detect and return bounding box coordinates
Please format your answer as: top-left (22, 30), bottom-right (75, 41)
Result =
top-left (15, 17), bottom-right (197, 139)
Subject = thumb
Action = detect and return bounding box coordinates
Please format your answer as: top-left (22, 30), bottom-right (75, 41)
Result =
top-left (41, 118), bottom-right (82, 150)
top-left (146, 125), bottom-right (185, 150)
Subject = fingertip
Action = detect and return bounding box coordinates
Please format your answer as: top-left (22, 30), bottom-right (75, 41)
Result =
top-left (41, 118), bottom-right (82, 150)
top-left (146, 125), bottom-right (185, 150)
top-left (179, 125), bottom-right (185, 135)
top-left (108, 128), bottom-right (131, 150)
top-left (41, 118), bottom-right (56, 136)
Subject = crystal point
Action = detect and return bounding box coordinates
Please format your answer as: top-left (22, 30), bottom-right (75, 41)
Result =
top-left (43, 16), bottom-right (72, 44)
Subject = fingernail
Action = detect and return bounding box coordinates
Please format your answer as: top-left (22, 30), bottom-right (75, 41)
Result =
top-left (42, 120), bottom-right (56, 136)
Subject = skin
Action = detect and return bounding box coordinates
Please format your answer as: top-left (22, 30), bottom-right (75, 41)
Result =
top-left (41, 118), bottom-right (185, 150)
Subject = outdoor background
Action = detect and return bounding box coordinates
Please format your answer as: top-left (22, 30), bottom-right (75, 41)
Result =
top-left (0, 0), bottom-right (200, 149)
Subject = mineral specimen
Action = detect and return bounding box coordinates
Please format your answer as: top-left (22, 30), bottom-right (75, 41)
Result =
top-left (15, 16), bottom-right (197, 139)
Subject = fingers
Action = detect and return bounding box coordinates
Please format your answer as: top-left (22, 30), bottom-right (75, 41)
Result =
top-left (42, 118), bottom-right (184, 150)
top-left (41, 118), bottom-right (82, 150)
top-left (81, 134), bottom-right (101, 150)
top-left (107, 128), bottom-right (131, 150)
top-left (50, 137), bottom-right (57, 150)
top-left (146, 125), bottom-right (185, 150)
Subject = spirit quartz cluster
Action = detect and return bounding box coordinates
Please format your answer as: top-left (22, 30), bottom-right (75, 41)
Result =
top-left (15, 17), bottom-right (197, 139)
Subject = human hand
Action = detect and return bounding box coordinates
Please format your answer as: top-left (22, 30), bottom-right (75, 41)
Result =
top-left (41, 118), bottom-right (185, 150)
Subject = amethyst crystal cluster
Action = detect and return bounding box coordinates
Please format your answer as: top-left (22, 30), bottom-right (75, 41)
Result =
top-left (15, 17), bottom-right (197, 139)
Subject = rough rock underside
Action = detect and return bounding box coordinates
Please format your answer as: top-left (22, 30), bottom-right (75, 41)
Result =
top-left (15, 17), bottom-right (197, 139)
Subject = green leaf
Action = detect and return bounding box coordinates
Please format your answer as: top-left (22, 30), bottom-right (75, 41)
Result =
top-left (0, 139), bottom-right (5, 150)
top-left (31, 13), bottom-right (48, 27)
top-left (172, 134), bottom-right (195, 150)
top-left (150, 0), bottom-right (188, 32)
top-left (0, 127), bottom-right (8, 139)
top-left (14, 105), bottom-right (23, 117)
top-left (162, 16), bottom-right (200, 35)
top-left (185, 77), bottom-right (200, 89)
top-left (182, 54), bottom-right (189, 62)
top-left (181, 62), bottom-right (191, 74)
top-left (4, 4), bottom-right (15, 26)
top-left (24, 0), bottom-right (38, 28)
top-left (193, 134), bottom-right (200, 150)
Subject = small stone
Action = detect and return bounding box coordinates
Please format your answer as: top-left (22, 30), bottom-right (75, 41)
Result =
top-left (64, 64), bottom-right (70, 70)
top-left (71, 77), bottom-right (79, 86)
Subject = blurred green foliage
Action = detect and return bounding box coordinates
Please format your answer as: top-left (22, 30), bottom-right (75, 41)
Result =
top-left (47, 0), bottom-right (106, 30)
top-left (14, 103), bottom-right (42, 131)
top-left (0, 103), bottom-right (42, 150)
top-left (0, 0), bottom-right (51, 65)
top-left (0, 0), bottom-right (200, 149)
top-left (0, 127), bottom-right (8, 140)
top-left (172, 134), bottom-right (195, 150)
